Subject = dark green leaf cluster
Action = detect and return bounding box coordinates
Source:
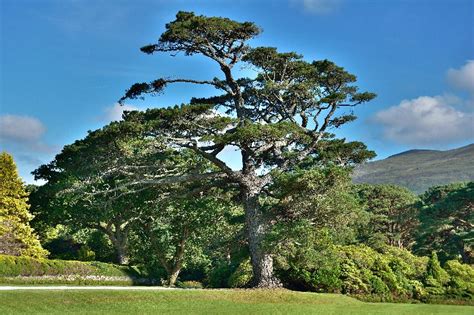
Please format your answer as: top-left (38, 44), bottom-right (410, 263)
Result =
top-left (142, 11), bottom-right (260, 58)
top-left (353, 184), bottom-right (419, 249)
top-left (415, 182), bottom-right (473, 264)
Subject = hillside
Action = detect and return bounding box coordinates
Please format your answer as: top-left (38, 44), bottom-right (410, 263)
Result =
top-left (352, 144), bottom-right (474, 194)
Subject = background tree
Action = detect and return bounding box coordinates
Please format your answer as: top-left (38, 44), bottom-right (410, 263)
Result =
top-left (415, 182), bottom-right (473, 264)
top-left (353, 184), bottom-right (419, 249)
top-left (0, 152), bottom-right (47, 258)
top-left (116, 11), bottom-right (376, 287)
top-left (269, 166), bottom-right (366, 243)
top-left (133, 188), bottom-right (238, 286)
top-left (265, 166), bottom-right (367, 289)
top-left (31, 121), bottom-right (198, 264)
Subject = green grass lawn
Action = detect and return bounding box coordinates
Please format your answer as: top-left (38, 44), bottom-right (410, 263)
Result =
top-left (0, 289), bottom-right (473, 315)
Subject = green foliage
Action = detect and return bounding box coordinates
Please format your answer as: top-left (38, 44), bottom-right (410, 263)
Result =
top-left (228, 259), bottom-right (252, 288)
top-left (269, 167), bottom-right (367, 245)
top-left (444, 260), bottom-right (474, 299)
top-left (131, 190), bottom-right (241, 285)
top-left (0, 152), bottom-right (47, 258)
top-left (278, 244), bottom-right (430, 298)
top-left (423, 252), bottom-right (450, 296)
top-left (415, 182), bottom-right (473, 263)
top-left (84, 230), bottom-right (116, 262)
top-left (0, 254), bottom-right (138, 278)
top-left (353, 184), bottom-right (419, 249)
top-left (206, 262), bottom-right (234, 288)
top-left (277, 241), bottom-right (473, 303)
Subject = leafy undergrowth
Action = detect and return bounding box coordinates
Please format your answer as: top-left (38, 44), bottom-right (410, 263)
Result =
top-left (0, 289), bottom-right (473, 315)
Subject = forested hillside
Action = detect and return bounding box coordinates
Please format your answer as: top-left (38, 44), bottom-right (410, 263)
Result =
top-left (353, 144), bottom-right (474, 194)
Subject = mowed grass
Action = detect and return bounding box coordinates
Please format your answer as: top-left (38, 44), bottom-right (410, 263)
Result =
top-left (0, 289), bottom-right (472, 315)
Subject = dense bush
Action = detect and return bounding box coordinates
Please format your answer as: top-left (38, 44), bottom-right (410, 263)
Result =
top-left (336, 245), bottom-right (427, 298)
top-left (206, 261), bottom-right (235, 288)
top-left (277, 245), bottom-right (473, 303)
top-left (443, 260), bottom-right (474, 299)
top-left (0, 254), bottom-right (139, 278)
top-left (228, 259), bottom-right (252, 288)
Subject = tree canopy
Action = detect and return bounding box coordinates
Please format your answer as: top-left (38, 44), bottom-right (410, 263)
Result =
top-left (354, 184), bottom-right (419, 249)
top-left (113, 11), bottom-right (376, 287)
top-left (30, 11), bottom-right (376, 288)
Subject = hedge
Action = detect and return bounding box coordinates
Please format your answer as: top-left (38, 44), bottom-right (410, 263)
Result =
top-left (0, 254), bottom-right (140, 277)
top-left (277, 245), bottom-right (474, 304)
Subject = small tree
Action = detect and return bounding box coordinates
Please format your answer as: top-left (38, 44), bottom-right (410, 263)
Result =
top-left (116, 12), bottom-right (375, 287)
top-left (423, 252), bottom-right (449, 295)
top-left (0, 152), bottom-right (47, 258)
top-left (354, 184), bottom-right (419, 249)
top-left (134, 189), bottom-right (238, 286)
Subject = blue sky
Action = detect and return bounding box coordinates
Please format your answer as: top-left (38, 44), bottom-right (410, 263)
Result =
top-left (1, 0), bottom-right (473, 183)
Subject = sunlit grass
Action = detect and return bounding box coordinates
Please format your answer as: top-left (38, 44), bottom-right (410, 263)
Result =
top-left (1, 289), bottom-right (473, 314)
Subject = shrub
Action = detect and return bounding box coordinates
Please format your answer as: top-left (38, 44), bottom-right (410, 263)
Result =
top-left (206, 262), bottom-right (234, 288)
top-left (277, 243), bottom-right (474, 303)
top-left (339, 258), bottom-right (370, 294)
top-left (310, 265), bottom-right (342, 293)
top-left (444, 260), bottom-right (474, 299)
top-left (228, 259), bottom-right (252, 288)
top-left (369, 275), bottom-right (390, 295)
top-left (0, 254), bottom-right (139, 278)
top-left (423, 252), bottom-right (449, 296)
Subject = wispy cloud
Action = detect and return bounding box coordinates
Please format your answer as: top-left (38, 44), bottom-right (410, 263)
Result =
top-left (291, 0), bottom-right (341, 15)
top-left (373, 95), bottom-right (474, 145)
top-left (0, 114), bottom-right (59, 183)
top-left (447, 60), bottom-right (474, 97)
top-left (0, 115), bottom-right (46, 142)
top-left (0, 114), bottom-right (58, 152)
top-left (101, 103), bottom-right (139, 122)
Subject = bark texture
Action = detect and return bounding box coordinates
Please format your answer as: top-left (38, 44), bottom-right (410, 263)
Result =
top-left (243, 188), bottom-right (282, 288)
top-left (101, 222), bottom-right (130, 265)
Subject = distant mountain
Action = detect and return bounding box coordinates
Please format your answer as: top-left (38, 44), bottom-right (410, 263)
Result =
top-left (352, 144), bottom-right (474, 194)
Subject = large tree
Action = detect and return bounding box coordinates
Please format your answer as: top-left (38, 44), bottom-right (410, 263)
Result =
top-left (33, 117), bottom-right (231, 266)
top-left (114, 12), bottom-right (375, 287)
top-left (32, 121), bottom-right (207, 264)
top-left (415, 182), bottom-right (473, 264)
top-left (0, 152), bottom-right (47, 258)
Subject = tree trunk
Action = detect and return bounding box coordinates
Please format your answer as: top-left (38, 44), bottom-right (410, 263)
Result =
top-left (168, 267), bottom-right (181, 286)
top-left (109, 228), bottom-right (129, 265)
top-left (243, 188), bottom-right (281, 288)
top-left (115, 244), bottom-right (129, 265)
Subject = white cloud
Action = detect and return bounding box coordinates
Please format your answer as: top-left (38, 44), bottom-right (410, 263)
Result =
top-left (0, 115), bottom-right (46, 142)
top-left (102, 103), bottom-right (139, 122)
top-left (0, 115), bottom-right (57, 184)
top-left (373, 95), bottom-right (474, 145)
top-left (292, 0), bottom-right (341, 14)
top-left (447, 60), bottom-right (474, 95)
